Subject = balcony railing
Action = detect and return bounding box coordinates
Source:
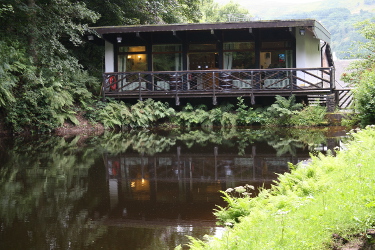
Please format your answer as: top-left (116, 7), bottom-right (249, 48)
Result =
top-left (102, 67), bottom-right (335, 104)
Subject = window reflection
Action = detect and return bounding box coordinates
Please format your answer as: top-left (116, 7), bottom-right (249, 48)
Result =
top-left (223, 42), bottom-right (255, 69)
top-left (152, 44), bottom-right (183, 71)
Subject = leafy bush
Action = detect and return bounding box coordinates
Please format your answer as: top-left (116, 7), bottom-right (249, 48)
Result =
top-left (290, 105), bottom-right (328, 126)
top-left (265, 95), bottom-right (304, 125)
top-left (174, 103), bottom-right (222, 128)
top-left (0, 41), bottom-right (24, 108)
top-left (236, 97), bottom-right (265, 125)
top-left (352, 70), bottom-right (375, 125)
top-left (96, 99), bottom-right (175, 129)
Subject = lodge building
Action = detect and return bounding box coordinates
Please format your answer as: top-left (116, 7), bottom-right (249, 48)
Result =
top-left (90, 19), bottom-right (344, 107)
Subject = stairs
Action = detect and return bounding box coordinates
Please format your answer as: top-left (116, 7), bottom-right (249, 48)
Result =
top-left (308, 95), bottom-right (327, 106)
top-left (308, 90), bottom-right (353, 109)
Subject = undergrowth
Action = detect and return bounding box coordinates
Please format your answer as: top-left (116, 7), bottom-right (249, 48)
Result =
top-left (182, 126), bottom-right (375, 250)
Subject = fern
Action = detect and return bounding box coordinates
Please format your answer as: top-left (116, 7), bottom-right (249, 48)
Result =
top-left (266, 95), bottom-right (304, 125)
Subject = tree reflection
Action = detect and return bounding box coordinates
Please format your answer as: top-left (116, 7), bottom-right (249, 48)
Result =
top-left (98, 127), bottom-right (329, 156)
top-left (0, 136), bottom-right (108, 249)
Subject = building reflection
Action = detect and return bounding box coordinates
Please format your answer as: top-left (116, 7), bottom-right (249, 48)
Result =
top-left (103, 141), bottom-right (319, 227)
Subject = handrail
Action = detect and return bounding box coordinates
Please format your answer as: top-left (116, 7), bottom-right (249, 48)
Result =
top-left (101, 67), bottom-right (336, 105)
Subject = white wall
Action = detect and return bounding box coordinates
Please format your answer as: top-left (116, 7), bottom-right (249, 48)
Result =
top-left (295, 29), bottom-right (321, 68)
top-left (295, 29), bottom-right (324, 87)
top-left (105, 41), bottom-right (114, 72)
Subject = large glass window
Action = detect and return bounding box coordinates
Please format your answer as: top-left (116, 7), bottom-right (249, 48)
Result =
top-left (118, 54), bottom-right (147, 72)
top-left (152, 44), bottom-right (182, 71)
top-left (223, 42), bottom-right (255, 69)
top-left (260, 41), bottom-right (293, 69)
top-left (118, 46), bottom-right (147, 72)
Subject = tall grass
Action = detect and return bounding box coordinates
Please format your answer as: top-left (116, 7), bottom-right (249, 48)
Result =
top-left (184, 126), bottom-right (375, 249)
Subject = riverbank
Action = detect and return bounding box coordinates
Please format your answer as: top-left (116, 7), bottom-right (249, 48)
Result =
top-left (185, 126), bottom-right (375, 249)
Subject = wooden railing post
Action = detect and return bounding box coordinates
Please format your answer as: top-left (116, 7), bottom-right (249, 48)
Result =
top-left (250, 71), bottom-right (255, 105)
top-left (102, 73), bottom-right (107, 101)
top-left (174, 73), bottom-right (180, 105)
top-left (330, 67), bottom-right (335, 91)
top-left (138, 73), bottom-right (142, 101)
top-left (213, 71), bottom-right (217, 105)
top-left (289, 70), bottom-right (293, 95)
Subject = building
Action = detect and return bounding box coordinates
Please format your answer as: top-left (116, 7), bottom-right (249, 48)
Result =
top-left (90, 19), bottom-right (338, 107)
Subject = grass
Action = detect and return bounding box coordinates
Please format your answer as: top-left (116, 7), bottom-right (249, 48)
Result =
top-left (183, 125), bottom-right (375, 250)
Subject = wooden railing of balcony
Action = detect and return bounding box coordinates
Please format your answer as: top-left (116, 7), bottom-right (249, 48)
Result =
top-left (102, 67), bottom-right (335, 105)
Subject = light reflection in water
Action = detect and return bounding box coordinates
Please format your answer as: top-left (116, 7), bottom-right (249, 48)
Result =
top-left (0, 127), bottom-right (347, 249)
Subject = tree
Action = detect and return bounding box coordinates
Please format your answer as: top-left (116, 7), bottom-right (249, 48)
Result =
top-left (199, 0), bottom-right (251, 23)
top-left (83, 0), bottom-right (201, 26)
top-left (342, 18), bottom-right (375, 125)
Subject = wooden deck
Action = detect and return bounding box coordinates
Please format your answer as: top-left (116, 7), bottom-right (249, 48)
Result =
top-left (102, 67), bottom-right (337, 105)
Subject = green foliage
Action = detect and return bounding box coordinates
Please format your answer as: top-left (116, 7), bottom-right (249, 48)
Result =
top-left (342, 17), bottom-right (375, 126)
top-left (290, 105), bottom-right (328, 126)
top-left (96, 99), bottom-right (175, 129)
top-left (83, 0), bottom-right (201, 26)
top-left (0, 41), bottom-right (25, 107)
top-left (174, 103), bottom-right (221, 128)
top-left (187, 126), bottom-right (375, 250)
top-left (236, 97), bottom-right (265, 125)
top-left (199, 0), bottom-right (250, 23)
top-left (0, 0), bottom-right (100, 133)
top-left (265, 95), bottom-right (304, 125)
top-left (351, 70), bottom-right (375, 125)
top-left (214, 185), bottom-right (255, 226)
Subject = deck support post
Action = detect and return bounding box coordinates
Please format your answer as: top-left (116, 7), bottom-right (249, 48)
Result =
top-left (326, 93), bottom-right (336, 112)
top-left (250, 93), bottom-right (255, 105)
top-left (175, 96), bottom-right (180, 106)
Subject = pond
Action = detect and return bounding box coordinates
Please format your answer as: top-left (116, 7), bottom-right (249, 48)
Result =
top-left (0, 127), bottom-right (347, 250)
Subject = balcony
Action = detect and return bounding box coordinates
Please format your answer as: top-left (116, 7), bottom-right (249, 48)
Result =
top-left (102, 67), bottom-right (335, 105)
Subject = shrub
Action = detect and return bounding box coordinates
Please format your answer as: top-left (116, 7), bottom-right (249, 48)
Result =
top-left (96, 99), bottom-right (175, 129)
top-left (265, 95), bottom-right (304, 125)
top-left (290, 105), bottom-right (328, 126)
top-left (352, 70), bottom-right (375, 126)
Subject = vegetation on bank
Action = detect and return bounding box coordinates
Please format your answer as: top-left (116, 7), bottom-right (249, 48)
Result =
top-left (83, 96), bottom-right (328, 130)
top-left (180, 126), bottom-right (375, 250)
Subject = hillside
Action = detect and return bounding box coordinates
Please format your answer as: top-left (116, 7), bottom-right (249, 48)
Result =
top-left (215, 0), bottom-right (375, 59)
top-left (216, 0), bottom-right (375, 19)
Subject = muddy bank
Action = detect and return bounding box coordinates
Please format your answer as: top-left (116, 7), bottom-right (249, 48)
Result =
top-left (54, 113), bottom-right (105, 136)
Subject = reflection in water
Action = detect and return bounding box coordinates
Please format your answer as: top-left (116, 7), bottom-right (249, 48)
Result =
top-left (0, 127), bottom-right (346, 249)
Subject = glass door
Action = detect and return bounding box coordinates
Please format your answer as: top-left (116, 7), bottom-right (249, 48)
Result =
top-left (188, 52), bottom-right (218, 70)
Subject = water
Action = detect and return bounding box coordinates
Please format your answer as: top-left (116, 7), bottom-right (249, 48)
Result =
top-left (0, 127), bottom-right (347, 249)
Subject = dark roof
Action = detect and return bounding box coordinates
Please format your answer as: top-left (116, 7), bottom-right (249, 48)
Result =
top-left (91, 19), bottom-right (330, 43)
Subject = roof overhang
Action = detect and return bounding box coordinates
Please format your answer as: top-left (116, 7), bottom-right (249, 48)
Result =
top-left (90, 19), bottom-right (331, 44)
